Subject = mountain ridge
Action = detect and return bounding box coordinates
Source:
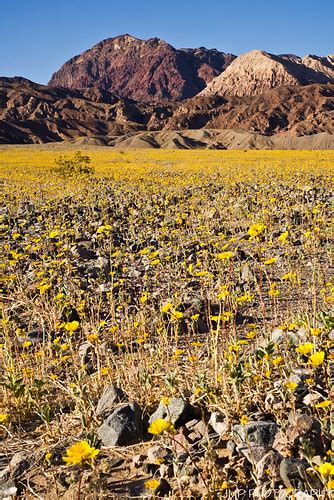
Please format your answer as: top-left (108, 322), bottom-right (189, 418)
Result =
top-left (48, 34), bottom-right (334, 102)
top-left (1, 77), bottom-right (333, 146)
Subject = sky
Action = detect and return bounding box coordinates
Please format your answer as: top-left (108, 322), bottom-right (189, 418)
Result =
top-left (2, 0), bottom-right (333, 84)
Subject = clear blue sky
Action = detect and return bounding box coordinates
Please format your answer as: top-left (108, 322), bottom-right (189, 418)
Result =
top-left (2, 0), bottom-right (333, 84)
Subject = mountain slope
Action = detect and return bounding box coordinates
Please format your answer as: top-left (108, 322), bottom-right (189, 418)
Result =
top-left (48, 34), bottom-right (236, 101)
top-left (201, 50), bottom-right (334, 97)
top-left (1, 77), bottom-right (333, 145)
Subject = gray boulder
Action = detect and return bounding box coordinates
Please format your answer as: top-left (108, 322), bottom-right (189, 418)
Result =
top-left (233, 421), bottom-right (278, 462)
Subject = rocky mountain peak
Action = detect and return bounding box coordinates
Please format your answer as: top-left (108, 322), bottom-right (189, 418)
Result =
top-left (48, 35), bottom-right (235, 101)
top-left (200, 49), bottom-right (334, 97)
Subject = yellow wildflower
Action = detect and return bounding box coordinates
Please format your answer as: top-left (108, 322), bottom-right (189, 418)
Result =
top-left (216, 251), bottom-right (234, 260)
top-left (295, 343), bottom-right (313, 355)
top-left (308, 351), bottom-right (325, 367)
top-left (316, 462), bottom-right (334, 477)
top-left (247, 223), bottom-right (266, 238)
top-left (171, 310), bottom-right (183, 319)
top-left (145, 479), bottom-right (160, 490)
top-left (310, 327), bottom-right (323, 336)
top-left (64, 321), bottom-right (80, 333)
top-left (315, 400), bottom-right (331, 409)
top-left (161, 303), bottom-right (173, 313)
top-left (49, 230), bottom-right (59, 239)
top-left (286, 381), bottom-right (298, 391)
top-left (272, 356), bottom-right (283, 366)
top-left (278, 231), bottom-right (289, 243)
top-left (62, 441), bottom-right (99, 466)
top-left (264, 257), bottom-right (278, 265)
top-left (148, 419), bottom-right (175, 435)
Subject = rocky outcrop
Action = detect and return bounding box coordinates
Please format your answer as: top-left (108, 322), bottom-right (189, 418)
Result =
top-left (48, 34), bottom-right (235, 101)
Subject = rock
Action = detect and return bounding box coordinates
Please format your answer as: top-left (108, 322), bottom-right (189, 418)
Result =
top-left (187, 431), bottom-right (202, 444)
top-left (0, 452), bottom-right (36, 500)
top-left (226, 440), bottom-right (237, 455)
top-left (2, 452), bottom-right (34, 479)
top-left (147, 445), bottom-right (170, 464)
top-left (0, 480), bottom-right (17, 499)
top-left (96, 256), bottom-right (111, 276)
top-left (192, 420), bottom-right (207, 436)
top-left (209, 412), bottom-right (229, 435)
top-left (201, 49), bottom-right (334, 98)
top-left (97, 402), bottom-right (142, 447)
top-left (233, 421), bottom-right (278, 462)
top-left (241, 264), bottom-right (254, 282)
top-left (264, 392), bottom-right (282, 411)
top-left (128, 268), bottom-right (141, 278)
top-left (279, 458), bottom-right (321, 490)
top-left (197, 318), bottom-right (209, 333)
top-left (149, 398), bottom-right (197, 428)
top-left (78, 342), bottom-right (97, 374)
top-left (184, 419), bottom-right (199, 430)
top-left (255, 450), bottom-right (282, 480)
top-left (132, 454), bottom-right (146, 468)
top-left (96, 385), bottom-right (126, 418)
top-left (271, 327), bottom-right (299, 345)
top-left (273, 413), bottom-right (325, 456)
top-left (2, 78), bottom-right (333, 145)
top-left (159, 463), bottom-right (174, 478)
top-left (233, 421), bottom-right (278, 448)
top-left (71, 244), bottom-right (97, 260)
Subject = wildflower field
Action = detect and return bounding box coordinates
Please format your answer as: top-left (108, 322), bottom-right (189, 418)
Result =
top-left (1, 148), bottom-right (333, 498)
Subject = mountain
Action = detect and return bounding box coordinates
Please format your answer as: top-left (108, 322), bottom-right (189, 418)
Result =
top-left (201, 50), bottom-right (334, 97)
top-left (0, 77), bottom-right (151, 143)
top-left (48, 34), bottom-right (236, 101)
top-left (1, 77), bottom-right (333, 145)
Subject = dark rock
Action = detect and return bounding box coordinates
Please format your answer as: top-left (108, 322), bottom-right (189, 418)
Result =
top-left (233, 421), bottom-right (278, 448)
top-left (273, 413), bottom-right (325, 456)
top-left (97, 402), bottom-right (142, 447)
top-left (78, 342), bottom-right (97, 374)
top-left (71, 244), bottom-right (97, 260)
top-left (233, 421), bottom-right (278, 462)
top-left (197, 318), bottom-right (209, 333)
top-left (149, 398), bottom-right (197, 428)
top-left (279, 458), bottom-right (321, 490)
top-left (96, 385), bottom-right (126, 418)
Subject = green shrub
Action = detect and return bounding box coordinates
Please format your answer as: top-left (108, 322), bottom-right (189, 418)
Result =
top-left (52, 151), bottom-right (95, 178)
